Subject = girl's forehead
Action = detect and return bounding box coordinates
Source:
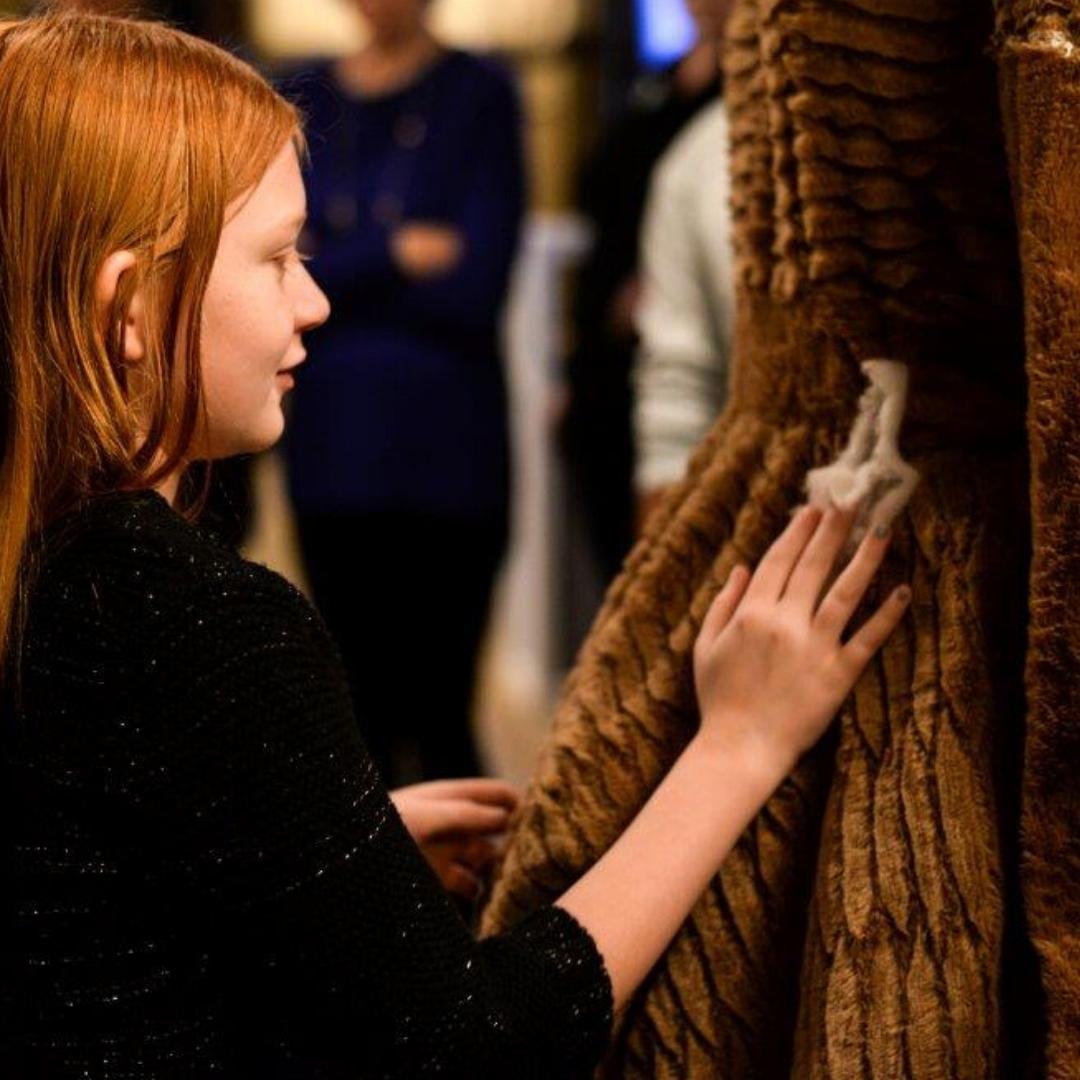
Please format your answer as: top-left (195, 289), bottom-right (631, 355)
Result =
top-left (226, 142), bottom-right (305, 236)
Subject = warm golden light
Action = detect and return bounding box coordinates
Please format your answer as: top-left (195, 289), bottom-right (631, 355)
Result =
top-left (248, 0), bottom-right (591, 60)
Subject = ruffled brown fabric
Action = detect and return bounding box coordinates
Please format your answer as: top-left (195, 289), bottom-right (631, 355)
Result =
top-left (481, 0), bottom-right (1076, 1074)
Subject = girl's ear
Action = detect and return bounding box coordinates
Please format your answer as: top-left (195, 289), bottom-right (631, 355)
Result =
top-left (95, 250), bottom-right (147, 363)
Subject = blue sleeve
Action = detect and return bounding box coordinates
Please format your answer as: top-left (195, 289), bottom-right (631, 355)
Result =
top-left (392, 72), bottom-right (526, 337)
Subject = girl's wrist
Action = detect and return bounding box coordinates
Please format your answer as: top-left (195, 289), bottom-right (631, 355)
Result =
top-left (685, 726), bottom-right (795, 800)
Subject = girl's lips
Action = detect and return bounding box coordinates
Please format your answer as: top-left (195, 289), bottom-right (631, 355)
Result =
top-left (276, 352), bottom-right (305, 388)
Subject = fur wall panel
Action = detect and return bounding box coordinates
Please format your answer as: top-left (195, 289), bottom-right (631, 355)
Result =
top-left (479, 0), bottom-right (1066, 1075)
top-left (997, 6), bottom-right (1080, 1075)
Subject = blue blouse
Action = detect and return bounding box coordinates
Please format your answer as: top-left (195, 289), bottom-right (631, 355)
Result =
top-left (282, 51), bottom-right (525, 517)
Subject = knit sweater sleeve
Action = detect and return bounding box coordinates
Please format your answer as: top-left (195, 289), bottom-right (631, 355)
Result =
top-left (132, 538), bottom-right (612, 1075)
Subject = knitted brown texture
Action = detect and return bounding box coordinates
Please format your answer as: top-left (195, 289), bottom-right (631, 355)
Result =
top-left (481, 0), bottom-right (1039, 1075)
top-left (997, 7), bottom-right (1080, 1077)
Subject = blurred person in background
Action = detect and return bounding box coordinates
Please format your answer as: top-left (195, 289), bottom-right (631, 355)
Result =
top-left (282, 0), bottom-right (525, 787)
top-left (633, 0), bottom-right (736, 530)
top-left (559, 0), bottom-right (722, 603)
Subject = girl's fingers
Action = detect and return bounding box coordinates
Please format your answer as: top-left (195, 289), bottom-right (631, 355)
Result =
top-left (442, 862), bottom-right (482, 901)
top-left (813, 524), bottom-right (892, 637)
top-left (841, 585), bottom-right (911, 670)
top-left (422, 799), bottom-right (510, 838)
top-left (781, 508), bottom-right (856, 613)
top-left (742, 506), bottom-right (824, 605)
top-left (461, 836), bottom-right (499, 872)
top-left (699, 563), bottom-right (751, 642)
top-left (410, 778), bottom-right (520, 812)
top-left (427, 835), bottom-right (498, 872)
top-left (442, 778), bottom-right (520, 811)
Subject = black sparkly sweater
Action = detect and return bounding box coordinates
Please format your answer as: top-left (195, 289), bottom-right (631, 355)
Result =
top-left (1, 492), bottom-right (612, 1078)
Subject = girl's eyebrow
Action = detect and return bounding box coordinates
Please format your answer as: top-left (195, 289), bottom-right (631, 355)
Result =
top-left (262, 215), bottom-right (308, 254)
top-left (267, 211), bottom-right (308, 238)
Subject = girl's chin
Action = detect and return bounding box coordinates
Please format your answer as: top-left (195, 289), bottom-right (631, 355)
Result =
top-left (202, 413), bottom-right (286, 460)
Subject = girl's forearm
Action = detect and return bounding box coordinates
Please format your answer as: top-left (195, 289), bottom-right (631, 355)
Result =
top-left (554, 510), bottom-right (905, 1013)
top-left (555, 731), bottom-right (788, 1011)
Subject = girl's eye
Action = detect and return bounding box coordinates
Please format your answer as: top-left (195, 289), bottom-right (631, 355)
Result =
top-left (275, 250), bottom-right (313, 274)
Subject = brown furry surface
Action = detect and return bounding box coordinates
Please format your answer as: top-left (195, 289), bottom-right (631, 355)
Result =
top-left (479, 0), bottom-right (1073, 1075)
top-left (997, 8), bottom-right (1080, 1077)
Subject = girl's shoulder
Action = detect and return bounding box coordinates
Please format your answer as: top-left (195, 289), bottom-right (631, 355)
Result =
top-left (23, 491), bottom-right (334, 713)
top-left (17, 493), bottom-right (350, 770)
top-left (43, 489), bottom-right (232, 580)
top-left (36, 490), bottom-right (308, 635)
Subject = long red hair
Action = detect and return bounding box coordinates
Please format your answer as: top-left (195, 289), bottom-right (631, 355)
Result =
top-left (0, 11), bottom-right (302, 676)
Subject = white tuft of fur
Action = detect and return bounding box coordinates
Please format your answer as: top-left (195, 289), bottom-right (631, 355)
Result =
top-left (805, 359), bottom-right (920, 543)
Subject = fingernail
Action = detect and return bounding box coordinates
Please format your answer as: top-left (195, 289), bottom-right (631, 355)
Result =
top-left (896, 585), bottom-right (912, 604)
top-left (874, 524), bottom-right (890, 540)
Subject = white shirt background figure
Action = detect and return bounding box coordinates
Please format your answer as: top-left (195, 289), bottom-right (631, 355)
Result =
top-left (634, 97), bottom-right (735, 494)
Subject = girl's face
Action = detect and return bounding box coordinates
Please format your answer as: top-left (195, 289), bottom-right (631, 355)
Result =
top-left (198, 139), bottom-right (329, 460)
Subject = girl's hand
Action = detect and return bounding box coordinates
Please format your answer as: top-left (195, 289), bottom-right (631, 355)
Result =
top-left (693, 506), bottom-right (911, 777)
top-left (390, 778), bottom-right (520, 900)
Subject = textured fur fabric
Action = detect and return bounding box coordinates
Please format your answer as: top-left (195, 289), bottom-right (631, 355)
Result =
top-left (997, 6), bottom-right (1080, 1076)
top-left (479, 0), bottom-right (1073, 1075)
